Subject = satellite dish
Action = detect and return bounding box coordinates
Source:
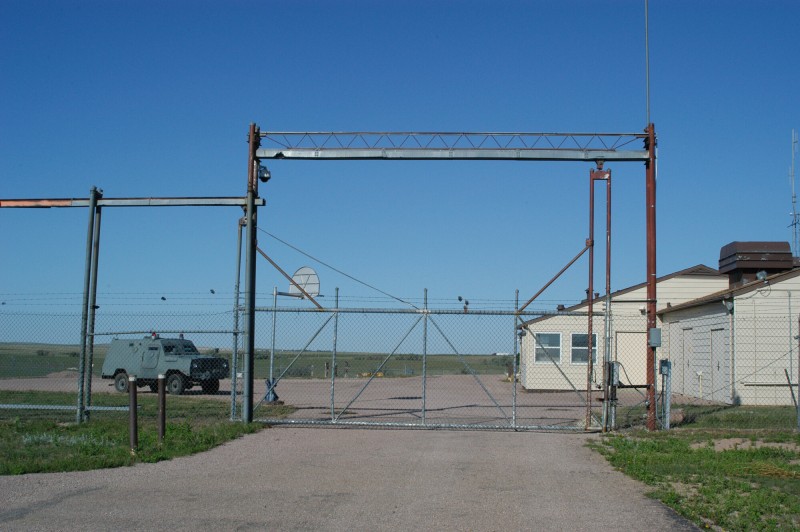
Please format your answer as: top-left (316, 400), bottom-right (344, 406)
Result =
top-left (289, 266), bottom-right (320, 298)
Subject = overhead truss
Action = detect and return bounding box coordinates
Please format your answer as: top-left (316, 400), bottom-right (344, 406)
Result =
top-left (258, 131), bottom-right (650, 161)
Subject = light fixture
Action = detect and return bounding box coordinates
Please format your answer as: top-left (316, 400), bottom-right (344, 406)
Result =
top-left (258, 165), bottom-right (271, 182)
top-left (756, 270), bottom-right (768, 283)
top-left (722, 299), bottom-right (734, 314)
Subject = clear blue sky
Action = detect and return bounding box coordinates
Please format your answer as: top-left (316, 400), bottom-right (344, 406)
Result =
top-left (2, 0), bottom-right (799, 314)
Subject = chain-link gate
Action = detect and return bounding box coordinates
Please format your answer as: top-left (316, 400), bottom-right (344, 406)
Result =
top-left (233, 304), bottom-right (609, 430)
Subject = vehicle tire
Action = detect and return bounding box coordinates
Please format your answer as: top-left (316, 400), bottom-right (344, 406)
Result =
top-left (201, 379), bottom-right (219, 394)
top-left (167, 374), bottom-right (186, 395)
top-left (114, 372), bottom-right (129, 393)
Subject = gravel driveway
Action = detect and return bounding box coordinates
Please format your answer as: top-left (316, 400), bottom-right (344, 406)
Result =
top-left (0, 427), bottom-right (696, 531)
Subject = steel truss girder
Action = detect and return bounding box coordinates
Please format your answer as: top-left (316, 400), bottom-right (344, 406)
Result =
top-left (257, 131), bottom-right (649, 161)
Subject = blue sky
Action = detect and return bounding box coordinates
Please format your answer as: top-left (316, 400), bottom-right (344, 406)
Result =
top-left (2, 0), bottom-right (799, 315)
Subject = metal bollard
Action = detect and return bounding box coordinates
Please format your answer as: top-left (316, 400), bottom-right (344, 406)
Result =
top-left (157, 374), bottom-right (166, 444)
top-left (128, 375), bottom-right (138, 453)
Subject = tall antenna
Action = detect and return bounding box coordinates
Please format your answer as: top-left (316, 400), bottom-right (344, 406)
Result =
top-left (791, 129), bottom-right (799, 256)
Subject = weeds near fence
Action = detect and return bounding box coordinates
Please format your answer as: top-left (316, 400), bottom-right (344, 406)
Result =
top-left (0, 391), bottom-right (295, 475)
top-left (591, 406), bottom-right (800, 531)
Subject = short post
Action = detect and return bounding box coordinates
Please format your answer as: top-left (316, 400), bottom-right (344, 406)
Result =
top-left (158, 374), bottom-right (166, 444)
top-left (660, 360), bottom-right (672, 430)
top-left (128, 376), bottom-right (138, 453)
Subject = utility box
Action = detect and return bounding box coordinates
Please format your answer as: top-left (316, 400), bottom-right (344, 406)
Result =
top-left (649, 328), bottom-right (662, 348)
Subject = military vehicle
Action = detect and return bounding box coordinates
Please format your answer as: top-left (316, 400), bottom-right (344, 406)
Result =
top-left (101, 335), bottom-right (229, 395)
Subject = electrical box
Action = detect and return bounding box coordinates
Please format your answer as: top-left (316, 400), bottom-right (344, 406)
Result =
top-left (659, 359), bottom-right (671, 375)
top-left (609, 361), bottom-right (621, 386)
top-left (648, 328), bottom-right (662, 347)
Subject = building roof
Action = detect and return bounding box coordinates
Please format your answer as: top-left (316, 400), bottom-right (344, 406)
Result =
top-left (658, 267), bottom-right (800, 315)
top-left (522, 264), bottom-right (721, 325)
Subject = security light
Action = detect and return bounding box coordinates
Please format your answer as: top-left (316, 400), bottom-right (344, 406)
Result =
top-left (258, 165), bottom-right (271, 182)
top-left (756, 270), bottom-right (768, 282)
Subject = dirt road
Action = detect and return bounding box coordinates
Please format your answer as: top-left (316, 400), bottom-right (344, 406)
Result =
top-left (0, 427), bottom-right (696, 531)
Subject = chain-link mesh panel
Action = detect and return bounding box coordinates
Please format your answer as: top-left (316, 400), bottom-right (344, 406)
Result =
top-left (3, 303), bottom-right (797, 431)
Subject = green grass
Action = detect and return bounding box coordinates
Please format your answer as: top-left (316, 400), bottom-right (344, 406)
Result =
top-left (0, 390), bottom-right (295, 475)
top-left (0, 342), bottom-right (514, 380)
top-left (591, 406), bottom-right (800, 531)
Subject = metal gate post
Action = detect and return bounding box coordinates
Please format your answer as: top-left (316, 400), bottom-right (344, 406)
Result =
top-left (422, 288), bottom-right (428, 425)
top-left (331, 288), bottom-right (340, 420)
top-left (76, 186), bottom-right (100, 423)
top-left (512, 289), bottom-right (519, 429)
top-left (645, 123), bottom-right (658, 431)
top-left (230, 218), bottom-right (244, 421)
top-left (243, 123), bottom-right (260, 423)
top-left (84, 200), bottom-right (103, 419)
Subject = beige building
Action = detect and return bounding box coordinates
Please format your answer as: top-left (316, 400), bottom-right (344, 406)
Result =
top-left (519, 265), bottom-right (728, 392)
top-left (661, 262), bottom-right (800, 406)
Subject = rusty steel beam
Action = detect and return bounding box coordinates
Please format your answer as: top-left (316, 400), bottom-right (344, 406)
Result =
top-left (0, 197), bottom-right (263, 208)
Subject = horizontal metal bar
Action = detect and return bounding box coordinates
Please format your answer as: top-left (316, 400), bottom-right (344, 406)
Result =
top-left (253, 306), bottom-right (563, 317)
top-left (0, 197), bottom-right (265, 208)
top-left (261, 130), bottom-right (645, 136)
top-left (93, 329), bottom-right (236, 337)
top-left (257, 418), bottom-right (595, 431)
top-left (0, 403), bottom-right (80, 411)
top-left (0, 403), bottom-right (129, 412)
top-left (257, 148), bottom-right (648, 162)
top-left (742, 382), bottom-right (798, 387)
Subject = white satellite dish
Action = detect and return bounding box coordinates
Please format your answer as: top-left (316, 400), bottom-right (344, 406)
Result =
top-left (289, 266), bottom-right (320, 298)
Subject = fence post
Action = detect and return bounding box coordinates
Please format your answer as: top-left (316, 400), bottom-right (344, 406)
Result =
top-left (76, 186), bottom-right (100, 423)
top-left (158, 374), bottom-right (166, 444)
top-left (129, 376), bottom-right (138, 453)
top-left (512, 289), bottom-right (519, 429)
top-left (330, 288), bottom-right (339, 421)
top-left (422, 288), bottom-right (428, 425)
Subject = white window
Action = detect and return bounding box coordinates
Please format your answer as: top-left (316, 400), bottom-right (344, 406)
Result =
top-left (534, 333), bottom-right (561, 363)
top-left (571, 333), bottom-right (597, 364)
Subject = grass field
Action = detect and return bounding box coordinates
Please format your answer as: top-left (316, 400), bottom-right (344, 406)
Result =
top-left (0, 342), bottom-right (514, 380)
top-left (0, 390), bottom-right (294, 474)
top-left (591, 405), bottom-right (800, 531)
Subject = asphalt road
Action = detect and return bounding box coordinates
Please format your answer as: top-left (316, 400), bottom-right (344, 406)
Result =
top-left (0, 427), bottom-right (696, 531)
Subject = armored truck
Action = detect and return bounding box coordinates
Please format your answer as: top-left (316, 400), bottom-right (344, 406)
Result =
top-left (101, 335), bottom-right (229, 395)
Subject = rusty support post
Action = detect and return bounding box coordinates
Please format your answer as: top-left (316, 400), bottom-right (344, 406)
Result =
top-left (129, 376), bottom-right (138, 452)
top-left (604, 170), bottom-right (612, 431)
top-left (158, 374), bottom-right (166, 444)
top-left (586, 171), bottom-right (595, 430)
top-left (587, 163), bottom-right (611, 430)
top-left (243, 123), bottom-right (260, 423)
top-left (645, 124), bottom-right (657, 431)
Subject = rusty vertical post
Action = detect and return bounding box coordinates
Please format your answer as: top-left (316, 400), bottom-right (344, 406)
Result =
top-left (242, 123), bottom-right (260, 423)
top-left (128, 376), bottom-right (138, 452)
top-left (645, 124), bottom-right (658, 431)
top-left (588, 164), bottom-right (611, 431)
top-left (585, 170), bottom-right (596, 430)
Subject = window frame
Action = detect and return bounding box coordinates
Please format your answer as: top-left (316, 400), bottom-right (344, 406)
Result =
top-left (570, 332), bottom-right (598, 365)
top-left (533, 332), bottom-right (561, 364)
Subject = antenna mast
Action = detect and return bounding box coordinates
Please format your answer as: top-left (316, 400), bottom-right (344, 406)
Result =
top-left (792, 129), bottom-right (799, 257)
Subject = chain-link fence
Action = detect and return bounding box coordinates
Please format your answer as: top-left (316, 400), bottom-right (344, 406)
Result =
top-left (2, 301), bottom-right (798, 431)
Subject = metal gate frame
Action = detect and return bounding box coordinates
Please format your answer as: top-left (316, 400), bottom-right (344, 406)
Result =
top-left (241, 125), bottom-right (658, 429)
